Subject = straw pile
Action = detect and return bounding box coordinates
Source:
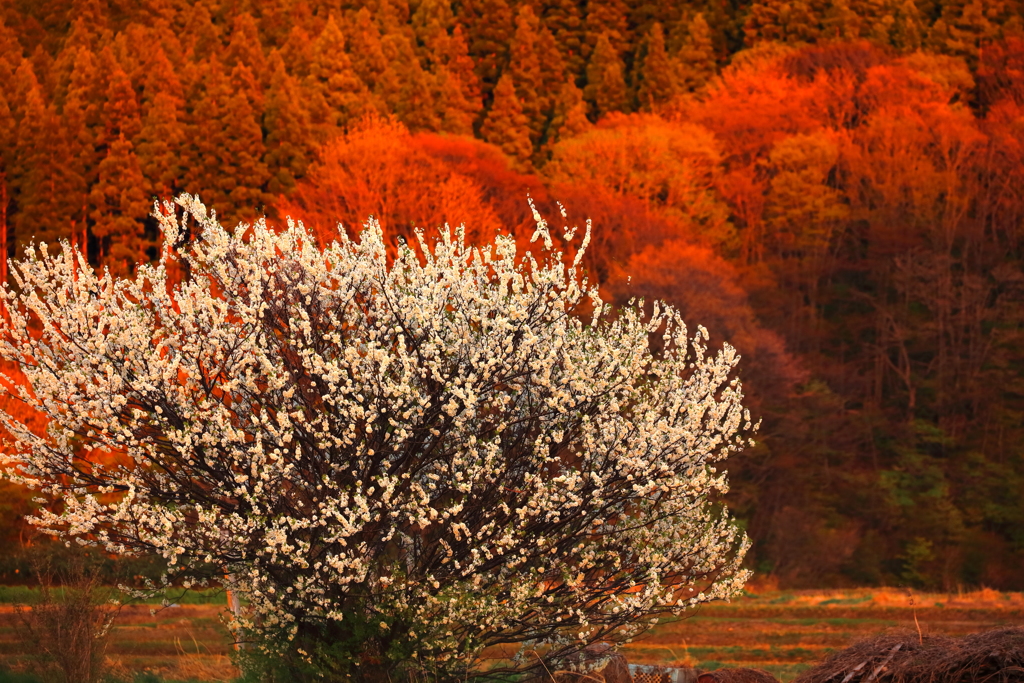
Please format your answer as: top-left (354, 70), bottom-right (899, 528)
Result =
top-left (793, 627), bottom-right (1024, 683)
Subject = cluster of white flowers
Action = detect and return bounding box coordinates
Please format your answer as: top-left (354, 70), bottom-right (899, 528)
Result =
top-left (0, 194), bottom-right (753, 678)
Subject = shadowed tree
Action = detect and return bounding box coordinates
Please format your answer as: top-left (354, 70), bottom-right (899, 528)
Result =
top-left (89, 134), bottom-right (151, 274)
top-left (305, 15), bottom-right (371, 132)
top-left (480, 73), bottom-right (534, 166)
top-left (635, 22), bottom-right (677, 111)
top-left (263, 52), bottom-right (314, 197)
top-left (585, 33), bottom-right (629, 118)
top-left (509, 5), bottom-right (549, 144)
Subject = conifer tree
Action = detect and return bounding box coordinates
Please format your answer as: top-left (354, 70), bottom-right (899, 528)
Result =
top-left (141, 44), bottom-right (184, 108)
top-left (676, 13), bottom-right (717, 93)
top-left (378, 33), bottom-right (441, 131)
top-left (934, 0), bottom-right (998, 66)
top-left (183, 58), bottom-right (269, 222)
top-left (459, 0), bottom-right (515, 96)
top-left (445, 25), bottom-right (483, 106)
top-left (585, 33), bottom-right (629, 118)
top-left (135, 88), bottom-right (186, 199)
top-left (540, 0), bottom-right (586, 75)
top-left (264, 52), bottom-right (314, 196)
top-left (636, 22), bottom-right (677, 111)
top-left (480, 73), bottom-right (534, 166)
top-left (0, 16), bottom-right (24, 87)
top-left (0, 90), bottom-right (13, 283)
top-left (412, 0), bottom-right (456, 61)
top-left (280, 25), bottom-right (315, 78)
top-left (89, 134), bottom-right (151, 275)
top-left (543, 76), bottom-right (591, 158)
top-left (13, 85), bottom-right (86, 250)
top-left (225, 12), bottom-right (267, 82)
top-left (891, 0), bottom-right (924, 51)
top-left (535, 18), bottom-right (568, 97)
top-left (509, 5), bottom-right (550, 144)
top-left (433, 66), bottom-right (477, 134)
top-left (102, 63), bottom-right (142, 147)
top-left (181, 1), bottom-right (222, 62)
top-left (583, 0), bottom-right (631, 60)
top-left (231, 62), bottom-right (265, 112)
top-left (305, 15), bottom-right (371, 131)
top-left (348, 8), bottom-right (389, 89)
top-left (743, 0), bottom-right (824, 45)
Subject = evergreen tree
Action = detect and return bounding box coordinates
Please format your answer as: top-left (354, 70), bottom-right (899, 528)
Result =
top-left (509, 5), bottom-right (550, 144)
top-left (676, 13), bottom-right (717, 93)
top-left (225, 12), bottom-right (267, 82)
top-left (89, 134), bottom-right (151, 275)
top-left (933, 0), bottom-right (998, 66)
top-left (583, 0), bottom-right (631, 60)
top-left (102, 62), bottom-right (142, 147)
top-left (378, 33), bottom-right (441, 131)
top-left (135, 89), bottom-right (186, 198)
top-left (183, 57), bottom-right (269, 222)
top-left (743, 0), bottom-right (825, 45)
top-left (412, 0), bottom-right (455, 62)
top-left (459, 0), bottom-right (515, 96)
top-left (348, 8), bottom-right (389, 89)
top-left (542, 76), bottom-right (591, 159)
top-left (305, 15), bottom-right (371, 131)
top-left (535, 17), bottom-right (568, 97)
top-left (280, 25), bottom-right (315, 78)
top-left (141, 44), bottom-right (184, 109)
top-left (181, 1), bottom-right (222, 62)
top-left (0, 89), bottom-right (13, 283)
top-left (434, 66), bottom-right (477, 134)
top-left (822, 0), bottom-right (863, 40)
top-left (585, 33), bottom-right (629, 118)
top-left (10, 59), bottom-right (42, 121)
top-left (891, 0), bottom-right (924, 51)
top-left (636, 22), bottom-right (677, 111)
top-left (264, 52), bottom-right (314, 196)
top-left (0, 15), bottom-right (24, 87)
top-left (13, 84), bottom-right (86, 250)
top-left (231, 61), bottom-right (265, 112)
top-left (480, 73), bottom-right (533, 166)
top-left (445, 25), bottom-right (483, 106)
top-left (540, 0), bottom-right (586, 76)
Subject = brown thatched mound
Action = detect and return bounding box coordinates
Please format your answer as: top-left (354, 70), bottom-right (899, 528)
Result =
top-left (697, 668), bottom-right (780, 683)
top-left (793, 627), bottom-right (1024, 683)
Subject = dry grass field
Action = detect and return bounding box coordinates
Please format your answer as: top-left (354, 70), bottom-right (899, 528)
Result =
top-left (621, 587), bottom-right (1024, 681)
top-left (1, 587), bottom-right (1021, 682)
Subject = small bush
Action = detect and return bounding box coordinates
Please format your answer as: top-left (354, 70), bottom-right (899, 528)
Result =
top-left (12, 548), bottom-right (120, 683)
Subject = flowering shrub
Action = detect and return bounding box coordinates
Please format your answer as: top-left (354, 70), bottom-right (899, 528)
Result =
top-left (0, 194), bottom-right (753, 681)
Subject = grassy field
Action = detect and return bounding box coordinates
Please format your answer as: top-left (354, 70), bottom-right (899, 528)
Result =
top-left (620, 586), bottom-right (1024, 681)
top-left (0, 587), bottom-right (1021, 682)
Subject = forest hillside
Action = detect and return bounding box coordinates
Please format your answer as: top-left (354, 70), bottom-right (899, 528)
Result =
top-left (0, 0), bottom-right (1023, 590)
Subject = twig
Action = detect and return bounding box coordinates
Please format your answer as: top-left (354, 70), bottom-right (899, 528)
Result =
top-left (863, 643), bottom-right (902, 683)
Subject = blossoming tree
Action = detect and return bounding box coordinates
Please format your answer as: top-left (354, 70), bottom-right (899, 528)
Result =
top-left (0, 194), bottom-right (753, 681)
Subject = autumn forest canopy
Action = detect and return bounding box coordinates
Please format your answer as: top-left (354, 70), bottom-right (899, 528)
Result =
top-left (0, 0), bottom-right (1023, 591)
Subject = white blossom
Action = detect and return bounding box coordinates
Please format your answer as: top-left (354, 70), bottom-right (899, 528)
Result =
top-left (0, 193), bottom-right (753, 679)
